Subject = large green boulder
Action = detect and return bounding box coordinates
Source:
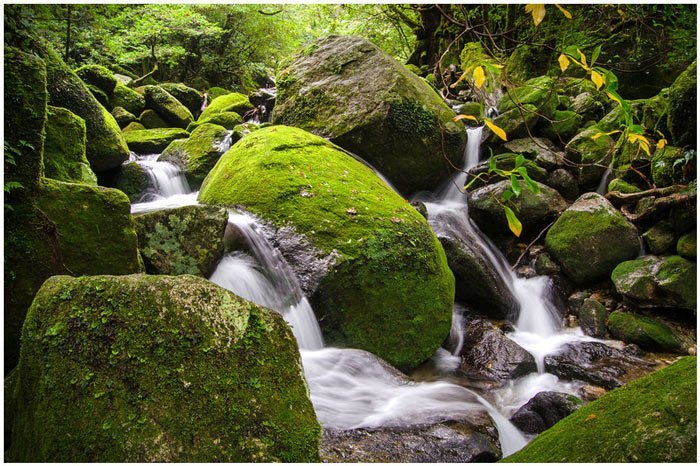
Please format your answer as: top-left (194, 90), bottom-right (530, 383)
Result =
top-left (607, 311), bottom-right (683, 353)
top-left (504, 44), bottom-right (553, 84)
top-left (43, 106), bottom-right (97, 185)
top-left (199, 92), bottom-right (252, 121)
top-left (189, 111), bottom-right (244, 131)
top-left (113, 161), bottom-right (150, 202)
top-left (109, 82), bottom-right (146, 116)
top-left (273, 35), bottom-right (466, 194)
top-left (110, 106), bottom-right (136, 128)
top-left (677, 231), bottom-right (696, 259)
top-left (159, 82), bottom-right (203, 117)
top-left (34, 41), bottom-right (129, 172)
top-left (545, 193), bottom-right (640, 284)
top-left (502, 357), bottom-right (697, 462)
top-left (199, 125), bottom-right (455, 370)
top-left (7, 274), bottom-right (321, 462)
top-left (74, 64), bottom-right (117, 95)
top-left (497, 76), bottom-right (558, 119)
top-left (4, 179), bottom-right (142, 370)
top-left (143, 85), bottom-right (194, 129)
top-left (565, 127), bottom-right (615, 188)
top-left (134, 205), bottom-right (228, 277)
top-left (124, 128), bottom-right (190, 154)
top-left (4, 48), bottom-right (47, 195)
top-left (611, 255), bottom-right (696, 311)
top-left (160, 123), bottom-right (232, 187)
top-left (667, 60), bottom-right (696, 148)
top-left (138, 109), bottom-right (169, 129)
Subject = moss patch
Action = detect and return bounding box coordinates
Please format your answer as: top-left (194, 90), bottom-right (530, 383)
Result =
top-left (607, 311), bottom-right (683, 353)
top-left (43, 106), bottom-right (97, 185)
top-left (143, 85), bottom-right (194, 129)
top-left (75, 64), bottom-right (117, 95)
top-left (124, 128), bottom-right (190, 154)
top-left (199, 92), bottom-right (253, 121)
top-left (109, 82), bottom-right (146, 116)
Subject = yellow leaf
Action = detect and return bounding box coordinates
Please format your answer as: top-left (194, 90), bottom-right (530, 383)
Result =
top-left (577, 48), bottom-right (588, 69)
top-left (504, 206), bottom-right (522, 237)
top-left (453, 114), bottom-right (479, 123)
top-left (484, 119), bottom-right (507, 142)
top-left (606, 91), bottom-right (623, 107)
top-left (525, 4), bottom-right (546, 26)
top-left (473, 66), bottom-right (486, 89)
top-left (450, 66), bottom-right (473, 89)
top-left (591, 130), bottom-right (620, 140)
top-left (558, 54), bottom-right (570, 72)
top-left (657, 138), bottom-right (667, 149)
top-left (491, 64), bottom-right (504, 69)
top-left (585, 414), bottom-right (598, 422)
top-left (590, 70), bottom-right (604, 90)
top-left (555, 4), bottom-right (573, 19)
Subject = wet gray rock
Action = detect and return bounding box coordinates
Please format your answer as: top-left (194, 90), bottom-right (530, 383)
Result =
top-left (500, 137), bottom-right (566, 170)
top-left (510, 391), bottom-right (584, 434)
top-left (545, 168), bottom-right (579, 201)
top-left (579, 297), bottom-right (608, 338)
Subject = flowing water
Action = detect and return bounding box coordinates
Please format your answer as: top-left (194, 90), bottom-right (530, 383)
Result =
top-left (129, 153), bottom-right (198, 214)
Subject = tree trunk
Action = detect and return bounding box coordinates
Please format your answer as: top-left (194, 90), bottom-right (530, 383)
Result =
top-left (64, 5), bottom-right (72, 62)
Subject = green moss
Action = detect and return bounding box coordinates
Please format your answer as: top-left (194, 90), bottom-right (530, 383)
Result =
top-left (86, 83), bottom-right (109, 107)
top-left (138, 109), bottom-right (169, 129)
top-left (110, 106), bottom-right (136, 128)
top-left (199, 92), bottom-right (253, 121)
top-left (159, 83), bottom-right (202, 117)
top-left (651, 145), bottom-right (688, 187)
top-left (667, 60), bottom-right (696, 148)
top-left (498, 76), bottom-right (558, 119)
top-left (565, 127), bottom-right (615, 187)
top-left (677, 230), bottom-right (696, 259)
top-left (502, 357), bottom-right (697, 462)
top-left (488, 104), bottom-right (539, 144)
top-left (206, 86), bottom-right (232, 100)
top-left (607, 178), bottom-right (641, 194)
top-left (8, 274), bottom-right (321, 462)
top-left (109, 82), bottom-right (146, 116)
top-left (199, 125), bottom-right (454, 370)
top-left (75, 64), bottom-right (117, 95)
top-left (113, 162), bottom-right (150, 202)
top-left (537, 109), bottom-right (582, 141)
top-left (641, 221), bottom-right (675, 254)
top-left (187, 111), bottom-right (243, 131)
top-left (143, 85), bottom-right (194, 129)
top-left (122, 121), bottom-right (146, 133)
top-left (505, 45), bottom-right (553, 83)
top-left (124, 128), bottom-right (190, 154)
top-left (43, 106), bottom-right (97, 185)
top-left (607, 311), bottom-right (683, 352)
top-left (388, 99), bottom-right (437, 137)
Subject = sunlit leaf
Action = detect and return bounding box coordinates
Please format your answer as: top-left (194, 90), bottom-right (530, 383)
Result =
top-left (484, 119), bottom-right (507, 141)
top-left (502, 189), bottom-right (514, 201)
top-left (657, 138), bottom-right (667, 149)
top-left (515, 154), bottom-right (525, 168)
top-left (504, 206), bottom-right (523, 237)
top-left (558, 54), bottom-right (570, 72)
top-left (577, 48), bottom-right (588, 69)
top-left (489, 156), bottom-right (497, 171)
top-left (453, 114), bottom-right (479, 123)
top-left (590, 69), bottom-right (604, 90)
top-left (629, 133), bottom-right (651, 156)
top-left (606, 91), bottom-right (624, 108)
top-left (473, 66), bottom-right (486, 89)
top-left (510, 174), bottom-right (522, 197)
top-left (604, 70), bottom-right (619, 92)
top-left (591, 130), bottom-right (621, 140)
top-left (555, 4), bottom-right (573, 19)
top-left (525, 4), bottom-right (546, 26)
top-left (450, 66), bottom-right (473, 88)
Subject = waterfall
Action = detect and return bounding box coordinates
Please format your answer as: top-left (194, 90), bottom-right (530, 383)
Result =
top-left (129, 153), bottom-right (198, 214)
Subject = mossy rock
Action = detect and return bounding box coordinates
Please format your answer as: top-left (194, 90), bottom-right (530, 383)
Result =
top-left (138, 109), bottom-right (169, 129)
top-left (497, 76), bottom-right (558, 119)
top-left (641, 221), bottom-right (675, 255)
top-left (466, 152), bottom-right (547, 189)
top-left (4, 178), bottom-right (142, 370)
top-left (565, 127), bottom-right (615, 188)
top-left (33, 40), bottom-right (129, 172)
top-left (124, 128), bottom-right (190, 154)
top-left (499, 137), bottom-right (564, 170)
top-left (4, 48), bottom-right (47, 195)
top-left (505, 44), bottom-right (553, 84)
top-left (207, 86), bottom-right (232, 100)
top-left (74, 64), bottom-right (117, 95)
top-left (667, 60), bottom-right (696, 148)
top-left (454, 102), bottom-right (484, 120)
top-left (677, 231), bottom-right (696, 259)
top-left (199, 92), bottom-right (253, 121)
top-left (122, 121), bottom-right (146, 133)
top-left (110, 106), bottom-right (136, 128)
top-left (7, 274), bottom-right (321, 462)
top-left (502, 357), bottom-right (697, 462)
top-left (43, 106), bottom-right (97, 185)
top-left (143, 85), bottom-right (194, 129)
top-left (273, 35), bottom-right (466, 194)
top-left (199, 125), bottom-right (455, 370)
top-left (113, 161), bottom-right (150, 202)
top-left (486, 104), bottom-right (539, 145)
top-left (188, 111), bottom-right (243, 131)
top-left (109, 82), bottom-right (145, 116)
top-left (607, 311), bottom-right (683, 353)
top-left (159, 82), bottom-right (203, 117)
top-left (134, 205), bottom-right (228, 276)
top-left (651, 145), bottom-right (692, 187)
top-left (578, 297), bottom-right (608, 338)
top-left (611, 255), bottom-right (696, 311)
top-left (467, 180), bottom-right (567, 237)
top-left (638, 92), bottom-right (669, 136)
top-left (570, 92), bottom-right (606, 121)
top-left (85, 83), bottom-right (109, 107)
top-left (404, 63), bottom-right (421, 75)
top-left (160, 123), bottom-right (232, 188)
top-left (545, 193), bottom-right (640, 284)
top-left (537, 109), bottom-right (582, 142)
top-left (607, 178), bottom-right (641, 194)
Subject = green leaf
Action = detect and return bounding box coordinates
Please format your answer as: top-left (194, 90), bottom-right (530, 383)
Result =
top-left (604, 70), bottom-right (619, 92)
top-left (591, 45), bottom-right (602, 67)
top-left (510, 174), bottom-right (521, 196)
top-left (504, 206), bottom-right (523, 237)
top-left (489, 156), bottom-right (497, 171)
top-left (515, 154), bottom-right (525, 168)
top-left (502, 189), bottom-right (514, 201)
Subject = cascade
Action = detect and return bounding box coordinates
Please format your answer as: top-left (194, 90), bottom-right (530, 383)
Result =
top-left (129, 152), bottom-right (198, 214)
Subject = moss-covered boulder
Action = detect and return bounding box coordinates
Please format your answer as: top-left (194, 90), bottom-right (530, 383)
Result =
top-left (207, 86), bottom-right (232, 100)
top-left (570, 92), bottom-right (606, 121)
top-left (497, 76), bottom-right (558, 119)
top-left (159, 82), bottom-right (203, 117)
top-left (667, 60), bottom-right (696, 148)
top-left (651, 145), bottom-right (692, 187)
top-left (199, 92), bottom-right (253, 122)
top-left (4, 179), bottom-right (142, 370)
top-left (487, 104), bottom-right (539, 144)
top-left (75, 64), bottom-right (117, 95)
top-left (110, 106), bottom-right (136, 128)
top-left (677, 231), bottom-right (696, 259)
top-left (565, 128), bottom-right (615, 188)
top-left (43, 106), bottom-right (97, 185)
top-left (502, 356), bottom-right (697, 462)
top-left (113, 161), bottom-right (150, 202)
top-left (4, 48), bottom-right (47, 194)
top-left (143, 85), bottom-right (194, 129)
top-left (273, 35), bottom-right (466, 194)
top-left (607, 311), bottom-right (683, 353)
top-left (467, 181), bottom-right (567, 237)
top-left (578, 297), bottom-right (608, 339)
top-left (499, 137), bottom-right (565, 170)
top-left (85, 84), bottom-right (110, 107)
top-left (504, 44), bottom-right (553, 84)
top-left (159, 123), bottom-right (232, 187)
top-left (109, 82), bottom-right (146, 116)
top-left (545, 193), bottom-right (640, 284)
top-left (124, 128), bottom-right (190, 154)
top-left (134, 205), bottom-right (228, 277)
top-left (537, 109), bottom-right (582, 141)
top-left (122, 121), bottom-right (146, 133)
top-left (34, 41), bottom-right (129, 172)
top-left (611, 255), bottom-right (696, 311)
top-left (7, 274), bottom-right (321, 462)
top-left (607, 177), bottom-right (641, 193)
top-left (188, 111), bottom-right (244, 131)
top-left (641, 221), bottom-right (675, 255)
top-left (138, 109), bottom-right (169, 129)
top-left (199, 125), bottom-right (455, 370)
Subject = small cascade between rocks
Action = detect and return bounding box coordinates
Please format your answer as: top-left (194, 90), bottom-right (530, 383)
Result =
top-left (129, 152), bottom-right (198, 214)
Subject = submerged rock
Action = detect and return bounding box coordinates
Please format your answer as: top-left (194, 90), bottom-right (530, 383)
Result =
top-left (134, 205), bottom-right (228, 277)
top-left (6, 274), bottom-right (320, 462)
top-left (509, 391), bottom-right (584, 435)
top-left (503, 357), bottom-right (697, 463)
top-left (273, 35), bottom-right (466, 194)
top-left (199, 125), bottom-right (454, 370)
top-left (545, 193), bottom-right (641, 284)
top-left (607, 311), bottom-right (684, 353)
